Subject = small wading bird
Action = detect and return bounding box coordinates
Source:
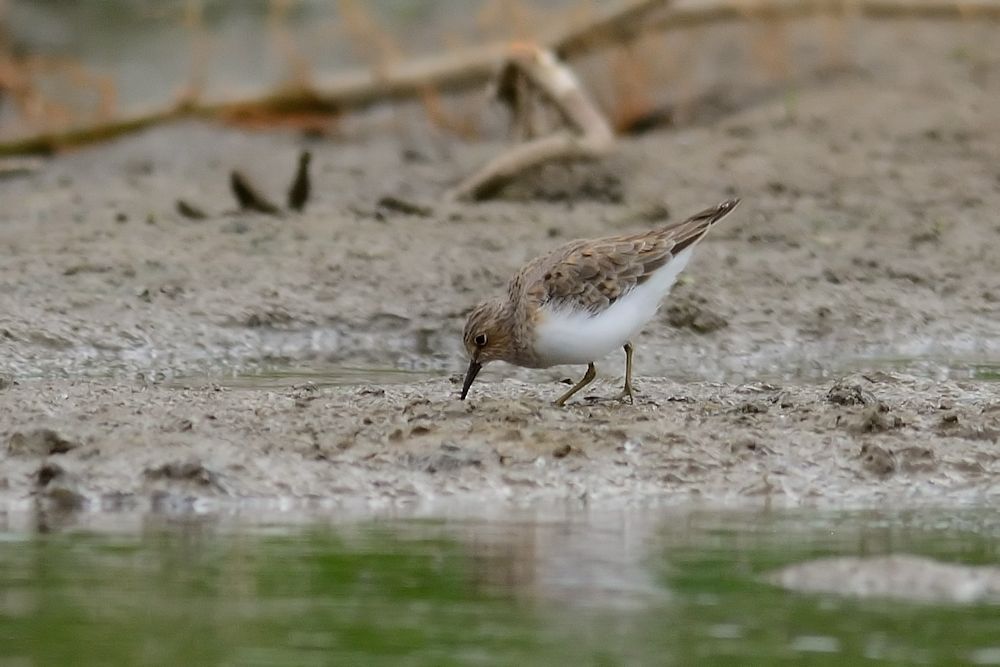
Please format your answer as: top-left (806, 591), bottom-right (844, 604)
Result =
top-left (460, 199), bottom-right (740, 405)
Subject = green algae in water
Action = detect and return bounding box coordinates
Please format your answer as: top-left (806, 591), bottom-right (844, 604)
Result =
top-left (973, 363), bottom-right (1000, 381)
top-left (1, 510), bottom-right (1000, 665)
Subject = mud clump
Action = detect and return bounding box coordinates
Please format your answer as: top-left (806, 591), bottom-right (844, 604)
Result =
top-left (36, 462), bottom-right (66, 486)
top-left (8, 429), bottom-right (81, 456)
top-left (768, 555), bottom-right (1000, 604)
top-left (552, 443), bottom-right (573, 459)
top-left (239, 307), bottom-right (296, 328)
top-left (852, 402), bottom-right (903, 433)
top-left (859, 443), bottom-right (897, 476)
top-left (35, 462), bottom-right (87, 511)
top-left (664, 295), bottom-right (728, 333)
top-left (144, 460), bottom-right (224, 492)
top-left (828, 377), bottom-right (877, 406)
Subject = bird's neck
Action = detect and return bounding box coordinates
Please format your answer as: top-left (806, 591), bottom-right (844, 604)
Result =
top-left (499, 297), bottom-right (539, 367)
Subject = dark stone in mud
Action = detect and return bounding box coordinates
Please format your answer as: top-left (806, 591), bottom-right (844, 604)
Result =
top-left (34, 462), bottom-right (86, 511)
top-left (43, 485), bottom-right (87, 512)
top-left (664, 295), bottom-right (728, 333)
top-left (827, 377), bottom-right (877, 406)
top-left (8, 429), bottom-right (81, 456)
top-left (552, 443), bottom-right (572, 458)
top-left (36, 462), bottom-right (65, 486)
top-left (0, 374), bottom-right (12, 390)
top-left (939, 411), bottom-right (960, 426)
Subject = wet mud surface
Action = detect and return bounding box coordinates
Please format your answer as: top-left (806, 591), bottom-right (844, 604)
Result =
top-left (2, 372), bottom-right (999, 511)
top-left (769, 554), bottom-right (1000, 604)
top-left (1, 21), bottom-right (999, 510)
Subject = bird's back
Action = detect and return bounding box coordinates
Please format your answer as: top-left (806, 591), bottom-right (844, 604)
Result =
top-left (511, 199), bottom-right (740, 315)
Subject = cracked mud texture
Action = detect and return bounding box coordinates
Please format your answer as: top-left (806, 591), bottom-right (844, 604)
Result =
top-left (1, 20), bottom-right (999, 511)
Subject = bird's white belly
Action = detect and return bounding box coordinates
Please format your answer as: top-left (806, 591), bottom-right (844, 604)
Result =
top-left (532, 247), bottom-right (693, 367)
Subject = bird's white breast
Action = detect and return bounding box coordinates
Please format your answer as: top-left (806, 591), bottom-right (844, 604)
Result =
top-left (532, 247), bottom-right (693, 367)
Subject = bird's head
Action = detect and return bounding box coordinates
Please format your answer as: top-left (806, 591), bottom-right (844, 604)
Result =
top-left (460, 298), bottom-right (514, 399)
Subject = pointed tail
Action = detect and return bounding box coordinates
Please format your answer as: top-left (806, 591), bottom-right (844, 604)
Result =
top-left (663, 198), bottom-right (741, 254)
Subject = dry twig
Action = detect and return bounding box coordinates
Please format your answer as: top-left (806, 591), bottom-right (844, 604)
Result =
top-left (447, 45), bottom-right (614, 202)
top-left (286, 150), bottom-right (312, 212)
top-left (230, 170), bottom-right (282, 215)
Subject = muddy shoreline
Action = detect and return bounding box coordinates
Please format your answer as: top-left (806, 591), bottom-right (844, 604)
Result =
top-left (1, 20), bottom-right (999, 512)
top-left (2, 372), bottom-right (998, 513)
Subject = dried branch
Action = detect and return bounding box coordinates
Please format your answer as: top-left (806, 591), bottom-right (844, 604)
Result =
top-left (447, 46), bottom-right (614, 202)
top-left (1, 0), bottom-right (998, 156)
top-left (655, 0), bottom-right (1000, 29)
top-left (176, 199), bottom-right (208, 220)
top-left (286, 150), bottom-right (312, 212)
top-left (0, 0), bottom-right (668, 156)
top-left (230, 170), bottom-right (282, 215)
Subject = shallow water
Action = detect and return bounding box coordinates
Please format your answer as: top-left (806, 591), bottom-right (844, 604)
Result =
top-left (2, 507), bottom-right (999, 665)
top-left (166, 365), bottom-right (444, 390)
top-left (163, 356), bottom-right (1000, 393)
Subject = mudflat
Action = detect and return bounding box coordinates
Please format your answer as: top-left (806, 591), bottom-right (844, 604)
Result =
top-left (1, 20), bottom-right (998, 511)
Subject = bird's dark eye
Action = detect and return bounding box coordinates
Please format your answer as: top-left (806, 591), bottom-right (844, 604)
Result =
top-left (474, 333), bottom-right (488, 347)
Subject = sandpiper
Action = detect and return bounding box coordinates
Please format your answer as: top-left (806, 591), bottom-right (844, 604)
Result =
top-left (460, 199), bottom-right (740, 405)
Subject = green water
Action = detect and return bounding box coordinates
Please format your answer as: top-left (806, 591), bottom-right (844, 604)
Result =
top-left (2, 509), bottom-right (999, 665)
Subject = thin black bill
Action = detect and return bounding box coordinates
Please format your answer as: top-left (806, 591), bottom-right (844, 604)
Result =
top-left (460, 360), bottom-right (482, 400)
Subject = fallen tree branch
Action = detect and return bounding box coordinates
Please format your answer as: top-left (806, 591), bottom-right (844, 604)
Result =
top-left (0, 1), bottom-right (664, 157)
top-left (450, 131), bottom-right (613, 201)
top-left (1, 0), bottom-right (998, 156)
top-left (656, 0), bottom-right (1000, 29)
top-left (447, 46), bottom-right (614, 201)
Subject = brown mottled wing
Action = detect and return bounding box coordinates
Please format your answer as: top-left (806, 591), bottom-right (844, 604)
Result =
top-left (517, 199), bottom-right (738, 314)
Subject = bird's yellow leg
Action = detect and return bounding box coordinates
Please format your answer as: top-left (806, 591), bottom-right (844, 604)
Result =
top-left (616, 342), bottom-right (635, 404)
top-left (554, 363), bottom-right (597, 407)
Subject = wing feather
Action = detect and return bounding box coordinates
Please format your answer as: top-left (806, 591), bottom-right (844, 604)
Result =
top-left (514, 199), bottom-right (739, 314)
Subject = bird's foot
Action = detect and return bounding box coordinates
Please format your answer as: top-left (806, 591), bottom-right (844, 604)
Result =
top-left (615, 384), bottom-right (636, 405)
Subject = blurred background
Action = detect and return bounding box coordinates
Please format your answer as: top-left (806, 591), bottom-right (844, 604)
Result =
top-left (1, 0), bottom-right (594, 142)
top-left (10, 0), bottom-right (994, 145)
top-left (3, 0), bottom-right (998, 148)
top-left (1, 0), bottom-right (998, 379)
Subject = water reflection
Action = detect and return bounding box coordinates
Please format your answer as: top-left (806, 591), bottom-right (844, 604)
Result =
top-left (1, 507), bottom-right (999, 664)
